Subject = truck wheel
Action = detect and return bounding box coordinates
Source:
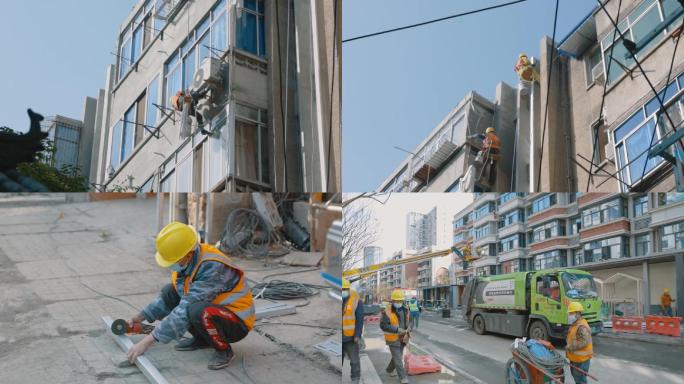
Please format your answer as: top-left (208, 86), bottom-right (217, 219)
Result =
top-left (473, 315), bottom-right (486, 335)
top-left (528, 321), bottom-right (549, 341)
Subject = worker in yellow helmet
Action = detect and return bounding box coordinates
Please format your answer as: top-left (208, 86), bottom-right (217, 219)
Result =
top-left (380, 289), bottom-right (412, 384)
top-left (342, 278), bottom-right (364, 384)
top-left (126, 222), bottom-right (255, 370)
top-left (483, 127), bottom-right (501, 184)
top-left (661, 288), bottom-right (675, 316)
top-left (565, 302), bottom-right (593, 384)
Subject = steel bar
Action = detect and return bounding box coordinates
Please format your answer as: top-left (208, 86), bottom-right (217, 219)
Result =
top-left (101, 316), bottom-right (170, 384)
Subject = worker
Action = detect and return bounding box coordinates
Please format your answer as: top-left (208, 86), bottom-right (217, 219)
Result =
top-left (482, 127), bottom-right (501, 184)
top-left (342, 278), bottom-right (364, 384)
top-left (514, 53), bottom-right (540, 82)
top-left (380, 289), bottom-right (412, 384)
top-left (408, 297), bottom-right (420, 330)
top-left (565, 302), bottom-right (593, 384)
top-left (126, 222), bottom-right (255, 370)
top-left (661, 288), bottom-right (676, 316)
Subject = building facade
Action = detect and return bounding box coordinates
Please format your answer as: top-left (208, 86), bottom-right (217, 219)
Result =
top-left (406, 207), bottom-right (437, 251)
top-left (92, 0), bottom-right (340, 193)
top-left (452, 192), bottom-right (683, 316)
top-left (538, 0), bottom-right (684, 192)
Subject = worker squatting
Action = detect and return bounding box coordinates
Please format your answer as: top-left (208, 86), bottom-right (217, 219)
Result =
top-left (126, 222), bottom-right (256, 370)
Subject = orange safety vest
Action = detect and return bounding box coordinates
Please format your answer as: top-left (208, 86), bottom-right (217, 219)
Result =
top-left (483, 133), bottom-right (501, 151)
top-left (566, 318), bottom-right (593, 363)
top-left (342, 290), bottom-right (360, 337)
top-left (384, 304), bottom-right (409, 343)
top-left (171, 244), bottom-right (256, 330)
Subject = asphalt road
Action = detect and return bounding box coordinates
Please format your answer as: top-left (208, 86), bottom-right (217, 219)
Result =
top-left (360, 310), bottom-right (684, 384)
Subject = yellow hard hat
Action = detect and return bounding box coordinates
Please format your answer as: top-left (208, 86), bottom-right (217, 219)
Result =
top-left (342, 278), bottom-right (350, 289)
top-left (567, 302), bottom-right (584, 313)
top-left (155, 222), bottom-right (199, 268)
top-left (391, 289), bottom-right (405, 301)
top-left (664, 288), bottom-right (670, 294)
top-left (519, 53), bottom-right (527, 58)
top-left (486, 127), bottom-right (495, 134)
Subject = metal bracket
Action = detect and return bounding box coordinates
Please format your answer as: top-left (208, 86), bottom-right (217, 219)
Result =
top-left (101, 316), bottom-right (170, 384)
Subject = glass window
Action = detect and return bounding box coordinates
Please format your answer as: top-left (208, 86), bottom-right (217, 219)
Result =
top-left (132, 24), bottom-right (143, 63)
top-left (500, 234), bottom-right (525, 253)
top-left (500, 209), bottom-right (523, 228)
top-left (474, 202), bottom-right (493, 220)
top-left (165, 53), bottom-right (181, 108)
top-left (624, 119), bottom-right (662, 183)
top-left (237, 0), bottom-right (265, 57)
top-left (635, 234), bottom-right (650, 256)
top-left (176, 156), bottom-right (192, 192)
top-left (119, 37), bottom-right (132, 79)
top-left (660, 221), bottom-right (684, 250)
top-left (533, 250), bottom-right (566, 270)
top-left (581, 198), bottom-right (625, 228)
top-left (199, 32), bottom-right (211, 64)
top-left (531, 194), bottom-right (556, 214)
top-left (633, 195), bottom-right (649, 216)
top-left (110, 121), bottom-right (123, 170)
top-left (531, 220), bottom-right (564, 243)
top-left (212, 12), bottom-right (227, 54)
top-left (583, 236), bottom-right (628, 263)
top-left (146, 75), bottom-right (159, 130)
top-left (183, 46), bottom-right (197, 91)
top-left (658, 192), bottom-right (684, 206)
top-left (585, 47), bottom-right (603, 86)
top-left (121, 105), bottom-right (136, 163)
top-left (570, 216), bottom-right (582, 235)
top-left (473, 224), bottom-right (490, 240)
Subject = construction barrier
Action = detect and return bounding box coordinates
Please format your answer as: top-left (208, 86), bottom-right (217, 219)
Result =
top-left (611, 316), bottom-right (644, 334)
top-left (404, 350), bottom-right (442, 376)
top-left (644, 316), bottom-right (682, 337)
top-left (364, 314), bottom-right (381, 325)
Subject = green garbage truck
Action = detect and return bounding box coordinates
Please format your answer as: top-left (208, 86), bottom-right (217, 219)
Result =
top-left (462, 268), bottom-right (603, 340)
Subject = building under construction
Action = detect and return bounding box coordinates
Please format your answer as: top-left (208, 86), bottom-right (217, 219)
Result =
top-left (89, 0), bottom-right (340, 193)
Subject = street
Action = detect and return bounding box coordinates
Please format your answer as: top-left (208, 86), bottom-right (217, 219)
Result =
top-left (354, 310), bottom-right (684, 384)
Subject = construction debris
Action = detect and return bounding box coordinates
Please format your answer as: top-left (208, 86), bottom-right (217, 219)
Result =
top-left (281, 251), bottom-right (323, 267)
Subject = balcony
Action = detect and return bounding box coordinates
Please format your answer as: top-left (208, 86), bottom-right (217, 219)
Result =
top-left (472, 256), bottom-right (497, 268)
top-left (632, 215), bottom-right (652, 231)
top-left (497, 222), bottom-right (526, 238)
top-left (498, 195), bottom-right (526, 212)
top-left (498, 248), bottom-right (527, 262)
top-left (474, 193), bottom-right (498, 205)
top-left (472, 212), bottom-right (497, 228)
top-left (472, 233), bottom-right (497, 249)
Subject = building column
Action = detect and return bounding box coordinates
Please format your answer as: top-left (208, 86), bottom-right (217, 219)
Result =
top-left (642, 261), bottom-right (651, 316)
top-left (676, 254), bottom-right (684, 316)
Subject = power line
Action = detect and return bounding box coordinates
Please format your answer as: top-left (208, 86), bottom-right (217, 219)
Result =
top-left (342, 0), bottom-right (528, 43)
top-left (326, 0), bottom-right (339, 192)
top-left (536, 0), bottom-right (560, 192)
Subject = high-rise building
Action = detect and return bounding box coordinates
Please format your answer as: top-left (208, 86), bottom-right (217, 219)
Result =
top-left (406, 207), bottom-right (437, 251)
top-left (363, 246), bottom-right (382, 268)
top-left (92, 0), bottom-right (340, 193)
top-left (451, 192), bottom-right (684, 316)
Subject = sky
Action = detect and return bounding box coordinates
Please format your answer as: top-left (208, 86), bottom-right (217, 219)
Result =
top-left (350, 193), bottom-right (474, 267)
top-left (343, 0), bottom-right (598, 191)
top-left (0, 0), bottom-right (138, 132)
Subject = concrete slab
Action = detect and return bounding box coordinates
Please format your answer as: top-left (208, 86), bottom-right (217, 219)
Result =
top-left (281, 251), bottom-right (324, 266)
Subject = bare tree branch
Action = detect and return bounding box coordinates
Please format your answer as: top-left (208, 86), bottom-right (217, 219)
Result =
top-left (342, 199), bottom-right (380, 271)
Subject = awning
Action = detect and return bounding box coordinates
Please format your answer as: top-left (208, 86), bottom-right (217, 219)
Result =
top-left (557, 10), bottom-right (598, 58)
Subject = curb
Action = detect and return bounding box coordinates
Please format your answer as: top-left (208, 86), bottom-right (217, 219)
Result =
top-left (597, 331), bottom-right (684, 346)
top-left (410, 341), bottom-right (487, 384)
top-left (0, 194), bottom-right (67, 207)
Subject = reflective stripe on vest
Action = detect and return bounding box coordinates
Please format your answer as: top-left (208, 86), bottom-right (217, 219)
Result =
top-left (171, 244), bottom-right (256, 330)
top-left (408, 302), bottom-right (418, 312)
top-left (566, 318), bottom-right (593, 363)
top-left (342, 290), bottom-right (359, 337)
top-left (484, 134), bottom-right (501, 150)
top-left (384, 305), bottom-right (409, 343)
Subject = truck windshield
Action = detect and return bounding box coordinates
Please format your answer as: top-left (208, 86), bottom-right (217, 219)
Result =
top-left (562, 273), bottom-right (598, 299)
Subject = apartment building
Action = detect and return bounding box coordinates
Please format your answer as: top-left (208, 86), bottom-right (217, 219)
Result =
top-left (92, 0), bottom-right (340, 193)
top-left (406, 207), bottom-right (437, 251)
top-left (378, 86), bottom-right (518, 193)
top-left (536, 0), bottom-right (684, 192)
top-left (452, 192), bottom-right (683, 316)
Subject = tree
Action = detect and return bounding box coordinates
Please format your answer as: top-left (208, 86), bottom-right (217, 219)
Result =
top-left (342, 198), bottom-right (380, 271)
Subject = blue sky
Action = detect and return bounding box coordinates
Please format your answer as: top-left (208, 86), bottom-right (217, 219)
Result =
top-left (0, 0), bottom-right (137, 132)
top-left (343, 0), bottom-right (597, 192)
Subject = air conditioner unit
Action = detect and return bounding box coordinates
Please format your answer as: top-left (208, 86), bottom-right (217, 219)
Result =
top-left (192, 57), bottom-right (223, 91)
top-left (592, 63), bottom-right (605, 85)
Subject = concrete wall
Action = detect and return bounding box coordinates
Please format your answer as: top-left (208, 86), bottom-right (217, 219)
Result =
top-left (79, 97), bottom-right (97, 183)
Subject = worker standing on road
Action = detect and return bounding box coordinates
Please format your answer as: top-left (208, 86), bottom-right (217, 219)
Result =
top-left (661, 288), bottom-right (676, 316)
top-left (565, 302), bottom-right (593, 384)
top-left (482, 127), bottom-right (501, 184)
top-left (381, 289), bottom-right (412, 384)
top-left (126, 222), bottom-right (255, 370)
top-left (409, 297), bottom-right (420, 330)
top-left (342, 278), bottom-right (364, 384)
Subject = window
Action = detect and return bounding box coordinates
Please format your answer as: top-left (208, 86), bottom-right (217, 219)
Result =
top-left (235, 103), bottom-right (269, 184)
top-left (164, 52), bottom-right (182, 108)
top-left (531, 221), bottom-right (564, 243)
top-left (146, 75), bottom-right (160, 131)
top-left (583, 236), bottom-right (628, 263)
top-left (499, 193), bottom-right (520, 205)
top-left (500, 234), bottom-right (525, 253)
top-left (446, 178), bottom-right (462, 192)
top-left (499, 209), bottom-right (524, 228)
top-left (453, 231), bottom-right (468, 244)
top-left (134, 92), bottom-right (146, 147)
top-left (237, 0), bottom-right (266, 57)
top-left (585, 47), bottom-right (604, 86)
top-left (600, 0), bottom-right (682, 85)
top-left (118, 1), bottom-right (167, 82)
top-left (660, 221), bottom-right (684, 251)
top-left (119, 35), bottom-right (132, 79)
top-left (473, 224), bottom-right (490, 240)
top-left (569, 216), bottom-right (582, 235)
top-left (657, 192), bottom-right (684, 206)
top-left (476, 266), bottom-right (496, 277)
top-left (573, 249), bottom-right (583, 266)
top-left (531, 194), bottom-right (556, 214)
top-left (121, 105), bottom-right (136, 163)
top-left (533, 250), bottom-right (566, 270)
top-left (51, 123), bottom-right (81, 170)
top-left (473, 202), bottom-right (494, 220)
top-left (109, 121), bottom-right (123, 171)
top-left (634, 194), bottom-right (649, 216)
top-left (635, 234), bottom-right (650, 256)
top-left (501, 259), bottom-right (524, 274)
top-left (581, 198), bottom-right (625, 228)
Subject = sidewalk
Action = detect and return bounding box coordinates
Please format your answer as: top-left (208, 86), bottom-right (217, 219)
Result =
top-left (0, 197), bottom-right (340, 384)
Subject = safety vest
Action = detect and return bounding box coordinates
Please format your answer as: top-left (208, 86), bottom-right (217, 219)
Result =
top-left (384, 305), bottom-right (410, 343)
top-left (566, 318), bottom-right (593, 363)
top-left (408, 301), bottom-right (419, 312)
top-left (484, 133), bottom-right (501, 150)
top-left (171, 244), bottom-right (256, 330)
top-left (342, 290), bottom-right (360, 337)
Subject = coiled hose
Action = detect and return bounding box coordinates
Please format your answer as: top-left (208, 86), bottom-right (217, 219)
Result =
top-left (513, 339), bottom-right (566, 372)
